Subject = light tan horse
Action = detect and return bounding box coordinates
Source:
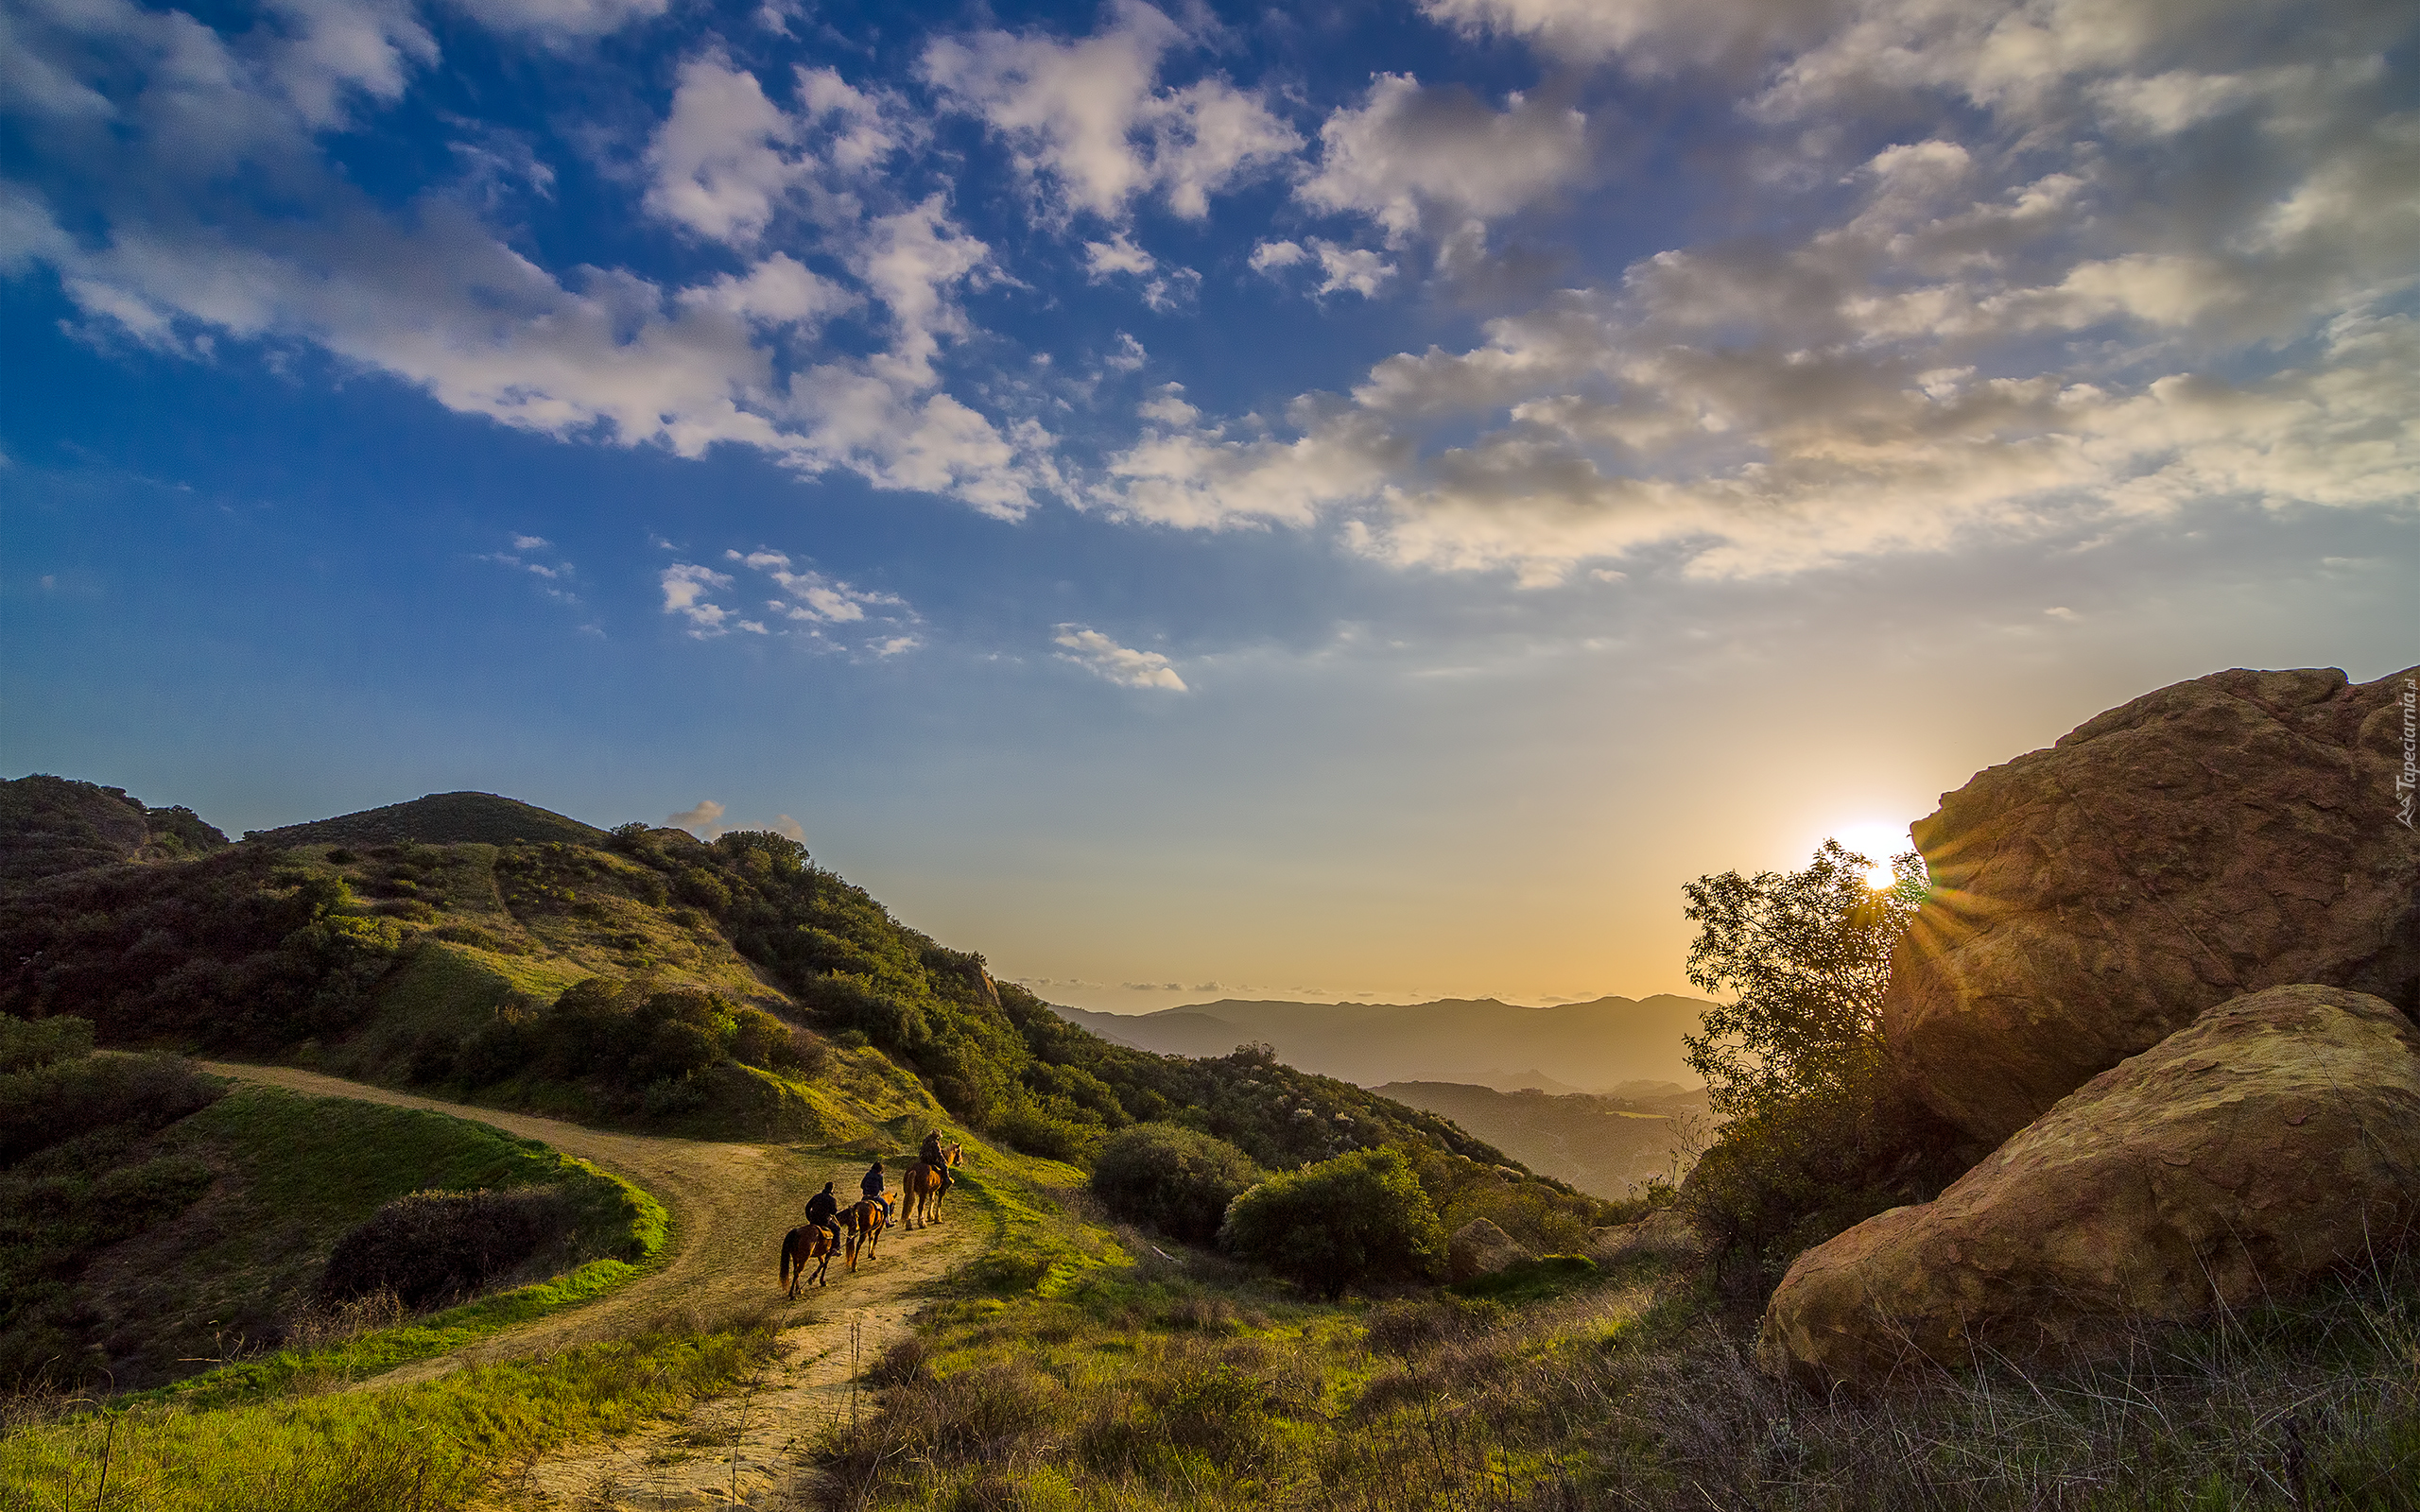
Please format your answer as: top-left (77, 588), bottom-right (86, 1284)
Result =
top-left (780, 1224), bottom-right (839, 1297)
top-left (902, 1143), bottom-right (962, 1230)
top-left (843, 1195), bottom-right (890, 1269)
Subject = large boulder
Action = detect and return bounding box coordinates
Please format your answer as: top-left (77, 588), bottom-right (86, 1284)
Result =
top-left (1760, 986), bottom-right (2420, 1389)
top-left (1885, 664), bottom-right (2420, 1144)
top-left (1448, 1218), bottom-right (1532, 1282)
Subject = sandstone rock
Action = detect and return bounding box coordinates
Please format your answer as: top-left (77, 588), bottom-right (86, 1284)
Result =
top-left (1587, 1209), bottom-right (1703, 1267)
top-left (1760, 986), bottom-right (2420, 1389)
top-left (1448, 1217), bottom-right (1532, 1283)
top-left (1885, 664), bottom-right (2420, 1144)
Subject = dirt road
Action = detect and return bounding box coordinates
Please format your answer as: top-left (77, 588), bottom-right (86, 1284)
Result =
top-left (197, 1062), bottom-right (979, 1503)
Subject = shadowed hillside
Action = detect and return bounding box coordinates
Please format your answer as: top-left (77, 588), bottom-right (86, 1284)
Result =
top-left (244, 791), bottom-right (611, 850)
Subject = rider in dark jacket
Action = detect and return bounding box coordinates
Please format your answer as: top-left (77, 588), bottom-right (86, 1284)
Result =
top-left (804, 1182), bottom-right (841, 1247)
top-left (920, 1130), bottom-right (953, 1194)
top-left (861, 1160), bottom-right (887, 1210)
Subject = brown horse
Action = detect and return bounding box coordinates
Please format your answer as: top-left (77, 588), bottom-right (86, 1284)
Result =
top-left (901, 1143), bottom-right (962, 1230)
top-left (780, 1224), bottom-right (840, 1297)
top-left (844, 1195), bottom-right (890, 1269)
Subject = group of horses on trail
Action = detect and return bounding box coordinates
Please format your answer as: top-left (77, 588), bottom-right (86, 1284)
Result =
top-left (780, 1139), bottom-right (962, 1297)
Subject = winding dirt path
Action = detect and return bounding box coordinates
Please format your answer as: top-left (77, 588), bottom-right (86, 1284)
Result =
top-left (196, 1063), bottom-right (980, 1504)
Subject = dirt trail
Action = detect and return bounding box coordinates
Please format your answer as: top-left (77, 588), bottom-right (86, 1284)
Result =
top-left (197, 1063), bottom-right (979, 1503)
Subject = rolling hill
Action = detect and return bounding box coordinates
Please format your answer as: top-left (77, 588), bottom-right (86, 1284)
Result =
top-left (0, 777), bottom-right (1613, 1248)
top-left (1052, 993), bottom-right (1716, 1093)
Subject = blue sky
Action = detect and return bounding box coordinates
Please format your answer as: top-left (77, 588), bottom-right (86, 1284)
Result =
top-left (6, 0), bottom-right (2417, 1012)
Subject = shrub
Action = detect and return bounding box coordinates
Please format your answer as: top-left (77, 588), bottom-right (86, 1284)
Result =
top-left (1220, 1146), bottom-right (1447, 1297)
top-left (989, 1105), bottom-right (1098, 1164)
top-left (318, 1187), bottom-right (573, 1309)
top-left (1090, 1124), bottom-right (1261, 1246)
top-left (0, 1014), bottom-right (94, 1074)
top-left (673, 867), bottom-right (732, 912)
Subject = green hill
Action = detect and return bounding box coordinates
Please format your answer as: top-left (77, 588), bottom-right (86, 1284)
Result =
top-left (244, 791), bottom-right (611, 850)
top-left (0, 784), bottom-right (1612, 1248)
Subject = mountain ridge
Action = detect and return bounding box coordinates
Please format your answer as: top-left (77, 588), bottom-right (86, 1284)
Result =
top-left (1051, 992), bottom-right (1714, 1093)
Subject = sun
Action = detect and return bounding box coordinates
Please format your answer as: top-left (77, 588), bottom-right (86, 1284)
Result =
top-left (1830, 820), bottom-right (1911, 889)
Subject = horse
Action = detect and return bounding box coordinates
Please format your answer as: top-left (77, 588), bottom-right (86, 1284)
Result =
top-left (780, 1223), bottom-right (840, 1297)
top-left (902, 1143), bottom-right (961, 1230)
top-left (844, 1195), bottom-right (890, 1269)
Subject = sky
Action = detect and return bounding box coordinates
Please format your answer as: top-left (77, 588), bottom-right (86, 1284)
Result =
top-left (4, 0), bottom-right (2416, 1016)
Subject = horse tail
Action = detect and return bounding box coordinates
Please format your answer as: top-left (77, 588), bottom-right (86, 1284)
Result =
top-left (780, 1230), bottom-right (796, 1289)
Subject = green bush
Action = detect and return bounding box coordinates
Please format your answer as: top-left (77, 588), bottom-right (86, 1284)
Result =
top-left (1090, 1124), bottom-right (1261, 1246)
top-left (990, 1104), bottom-right (1098, 1164)
top-left (1220, 1146), bottom-right (1447, 1297)
top-left (0, 1013), bottom-right (95, 1074)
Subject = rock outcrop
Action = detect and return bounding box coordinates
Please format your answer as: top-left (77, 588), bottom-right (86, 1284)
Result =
top-left (1448, 1217), bottom-right (1533, 1283)
top-left (1760, 986), bottom-right (2420, 1389)
top-left (1885, 664), bottom-right (2420, 1144)
top-left (1587, 1209), bottom-right (1703, 1268)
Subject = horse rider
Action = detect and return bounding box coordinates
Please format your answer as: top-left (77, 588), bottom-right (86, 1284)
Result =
top-left (861, 1158), bottom-right (890, 1218)
top-left (919, 1128), bottom-right (954, 1195)
top-left (803, 1181), bottom-right (842, 1252)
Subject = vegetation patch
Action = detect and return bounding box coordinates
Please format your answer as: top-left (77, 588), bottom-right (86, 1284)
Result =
top-left (0, 1314), bottom-right (778, 1512)
top-left (0, 1031), bottom-right (659, 1393)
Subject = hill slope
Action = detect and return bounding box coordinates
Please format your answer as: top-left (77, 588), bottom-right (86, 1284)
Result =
top-left (245, 791), bottom-right (611, 849)
top-left (1054, 993), bottom-right (1715, 1092)
top-left (0, 783), bottom-right (1615, 1248)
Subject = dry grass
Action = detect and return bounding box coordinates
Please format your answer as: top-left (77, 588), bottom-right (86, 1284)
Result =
top-left (803, 1248), bottom-right (2420, 1512)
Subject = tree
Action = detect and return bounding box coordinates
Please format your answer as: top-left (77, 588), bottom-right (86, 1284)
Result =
top-left (1676, 839), bottom-right (1962, 1294)
top-left (1681, 838), bottom-right (1927, 1120)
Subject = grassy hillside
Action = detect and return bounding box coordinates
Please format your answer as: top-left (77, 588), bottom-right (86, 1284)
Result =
top-left (1374, 1081), bottom-right (1710, 1200)
top-left (244, 790), bottom-right (610, 850)
top-left (0, 1020), bottom-right (658, 1393)
top-left (0, 786), bottom-right (1612, 1249)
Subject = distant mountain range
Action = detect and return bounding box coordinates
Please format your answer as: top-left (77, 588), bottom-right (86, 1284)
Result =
top-left (1048, 993), bottom-right (1715, 1094)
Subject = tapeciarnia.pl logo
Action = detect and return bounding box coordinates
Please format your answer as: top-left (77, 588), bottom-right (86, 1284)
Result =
top-left (2397, 675), bottom-right (2416, 830)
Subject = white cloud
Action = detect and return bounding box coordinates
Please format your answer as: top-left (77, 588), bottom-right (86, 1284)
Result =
top-left (772, 814), bottom-right (807, 841)
top-left (1082, 232), bottom-right (1157, 279)
top-left (1299, 75), bottom-right (1588, 244)
top-left (511, 533), bottom-right (549, 550)
top-left (1104, 332), bottom-right (1149, 372)
top-left (1310, 240), bottom-right (1395, 299)
top-left (1249, 239), bottom-right (1306, 272)
top-left (447, 0), bottom-right (667, 40)
top-left (920, 0), bottom-right (1300, 223)
top-left (1137, 383), bottom-right (1198, 426)
top-left (662, 562), bottom-right (735, 634)
top-left (1418, 0), bottom-right (1844, 71)
top-left (1053, 625), bottom-right (1189, 690)
top-left (666, 799), bottom-right (725, 835)
top-left (644, 55), bottom-right (813, 246)
top-left (727, 547), bottom-right (908, 624)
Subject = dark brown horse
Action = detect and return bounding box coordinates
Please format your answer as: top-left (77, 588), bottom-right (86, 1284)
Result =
top-left (843, 1195), bottom-right (890, 1269)
top-left (902, 1143), bottom-right (961, 1230)
top-left (780, 1223), bottom-right (840, 1297)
